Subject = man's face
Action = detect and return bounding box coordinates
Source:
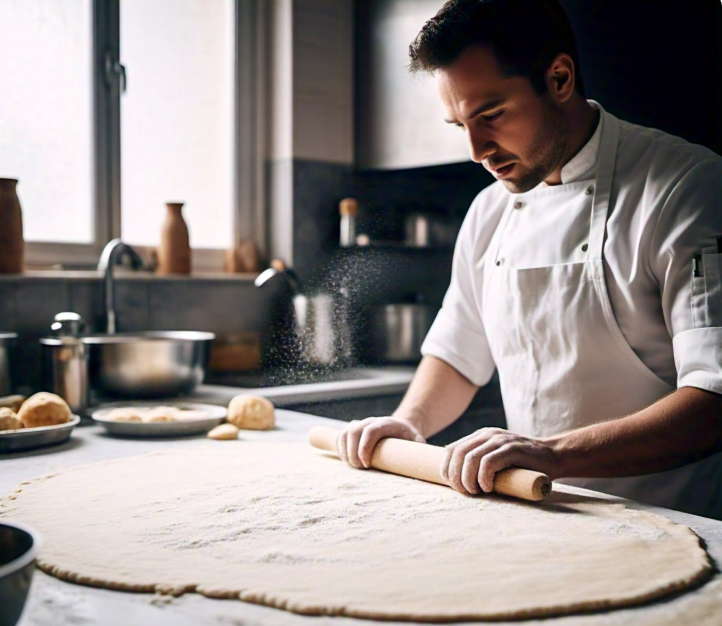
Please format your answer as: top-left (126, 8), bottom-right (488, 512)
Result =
top-left (437, 45), bottom-right (567, 194)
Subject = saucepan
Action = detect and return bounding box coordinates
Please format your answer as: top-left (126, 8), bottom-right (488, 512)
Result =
top-left (0, 520), bottom-right (42, 626)
top-left (371, 303), bottom-right (436, 363)
top-left (256, 263), bottom-right (353, 367)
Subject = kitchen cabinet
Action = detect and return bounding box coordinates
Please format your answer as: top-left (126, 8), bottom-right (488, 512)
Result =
top-left (355, 0), bottom-right (469, 169)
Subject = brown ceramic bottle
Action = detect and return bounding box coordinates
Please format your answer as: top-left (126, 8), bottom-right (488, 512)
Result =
top-left (157, 202), bottom-right (191, 275)
top-left (0, 178), bottom-right (24, 274)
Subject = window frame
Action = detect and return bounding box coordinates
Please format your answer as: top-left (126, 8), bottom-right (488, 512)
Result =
top-left (23, 0), bottom-right (267, 272)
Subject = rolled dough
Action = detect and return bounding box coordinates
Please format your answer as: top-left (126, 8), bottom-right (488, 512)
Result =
top-left (0, 444), bottom-right (711, 621)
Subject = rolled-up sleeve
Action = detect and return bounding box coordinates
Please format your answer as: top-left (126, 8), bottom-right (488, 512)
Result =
top-left (421, 196), bottom-right (498, 386)
top-left (651, 157), bottom-right (722, 393)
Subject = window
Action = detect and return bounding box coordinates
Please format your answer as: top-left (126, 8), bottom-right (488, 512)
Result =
top-left (0, 0), bottom-right (265, 270)
top-left (0, 0), bottom-right (94, 244)
top-left (120, 0), bottom-right (235, 250)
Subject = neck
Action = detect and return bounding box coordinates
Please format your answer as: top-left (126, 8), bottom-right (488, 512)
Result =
top-left (544, 97), bottom-right (599, 186)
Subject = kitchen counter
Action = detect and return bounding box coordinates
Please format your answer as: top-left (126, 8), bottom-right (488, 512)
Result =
top-left (191, 366), bottom-right (416, 407)
top-left (2, 410), bottom-right (721, 626)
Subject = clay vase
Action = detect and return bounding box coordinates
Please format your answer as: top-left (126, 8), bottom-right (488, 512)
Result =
top-left (0, 178), bottom-right (24, 274)
top-left (157, 202), bottom-right (191, 275)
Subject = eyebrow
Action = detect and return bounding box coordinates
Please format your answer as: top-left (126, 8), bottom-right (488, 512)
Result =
top-left (444, 98), bottom-right (507, 125)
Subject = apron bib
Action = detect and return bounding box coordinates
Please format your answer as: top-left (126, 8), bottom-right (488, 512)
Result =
top-left (480, 112), bottom-right (722, 518)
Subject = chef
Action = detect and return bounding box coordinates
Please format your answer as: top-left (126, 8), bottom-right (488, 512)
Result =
top-left (337, 0), bottom-right (722, 519)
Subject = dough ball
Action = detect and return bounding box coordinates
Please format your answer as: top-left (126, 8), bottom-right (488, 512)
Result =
top-left (0, 407), bottom-right (22, 431)
top-left (142, 407), bottom-right (178, 423)
top-left (227, 395), bottom-right (275, 430)
top-left (105, 408), bottom-right (143, 423)
top-left (207, 423), bottom-right (240, 440)
top-left (18, 392), bottom-right (71, 428)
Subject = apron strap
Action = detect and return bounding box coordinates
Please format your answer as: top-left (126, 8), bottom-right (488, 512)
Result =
top-left (588, 111), bottom-right (620, 260)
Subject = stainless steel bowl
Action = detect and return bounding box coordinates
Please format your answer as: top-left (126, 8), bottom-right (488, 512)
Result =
top-left (0, 520), bottom-right (41, 626)
top-left (371, 304), bottom-right (436, 363)
top-left (0, 333), bottom-right (17, 396)
top-left (84, 331), bottom-right (215, 398)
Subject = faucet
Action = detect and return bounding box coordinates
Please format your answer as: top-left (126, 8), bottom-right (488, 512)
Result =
top-left (97, 238), bottom-right (144, 334)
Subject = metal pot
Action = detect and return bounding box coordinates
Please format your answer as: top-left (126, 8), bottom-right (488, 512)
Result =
top-left (293, 293), bottom-right (353, 367)
top-left (40, 337), bottom-right (89, 416)
top-left (0, 520), bottom-right (41, 626)
top-left (371, 303), bottom-right (436, 363)
top-left (0, 333), bottom-right (17, 396)
top-left (84, 331), bottom-right (215, 398)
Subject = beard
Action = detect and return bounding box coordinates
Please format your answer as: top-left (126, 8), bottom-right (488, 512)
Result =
top-left (497, 98), bottom-right (567, 194)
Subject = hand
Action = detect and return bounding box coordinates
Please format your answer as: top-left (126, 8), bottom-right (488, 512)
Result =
top-left (441, 428), bottom-right (557, 495)
top-left (337, 417), bottom-right (426, 469)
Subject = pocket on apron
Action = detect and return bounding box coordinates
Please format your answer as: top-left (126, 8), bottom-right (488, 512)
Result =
top-left (691, 247), bottom-right (722, 328)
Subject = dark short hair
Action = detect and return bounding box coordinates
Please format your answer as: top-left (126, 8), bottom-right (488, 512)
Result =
top-left (409, 0), bottom-right (585, 97)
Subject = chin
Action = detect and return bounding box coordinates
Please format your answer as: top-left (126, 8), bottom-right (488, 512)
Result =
top-left (499, 166), bottom-right (547, 194)
top-left (500, 179), bottom-right (538, 194)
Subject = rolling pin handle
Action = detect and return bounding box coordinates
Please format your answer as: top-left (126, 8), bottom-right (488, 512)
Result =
top-left (307, 426), bottom-right (340, 453)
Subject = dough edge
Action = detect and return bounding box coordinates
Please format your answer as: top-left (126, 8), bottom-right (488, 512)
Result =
top-left (0, 448), bottom-right (714, 623)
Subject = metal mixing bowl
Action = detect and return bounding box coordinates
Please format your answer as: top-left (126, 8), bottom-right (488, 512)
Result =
top-left (84, 331), bottom-right (215, 398)
top-left (0, 520), bottom-right (41, 626)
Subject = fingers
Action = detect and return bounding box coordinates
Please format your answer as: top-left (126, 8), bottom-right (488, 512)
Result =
top-left (442, 429), bottom-right (520, 495)
top-left (477, 444), bottom-right (520, 493)
top-left (337, 417), bottom-right (425, 470)
top-left (441, 428), bottom-right (503, 490)
top-left (344, 420), bottom-right (366, 469)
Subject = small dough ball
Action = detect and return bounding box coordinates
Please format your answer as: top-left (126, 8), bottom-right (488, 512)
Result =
top-left (17, 392), bottom-right (71, 428)
top-left (227, 395), bottom-right (275, 430)
top-left (207, 423), bottom-right (240, 440)
top-left (105, 408), bottom-right (143, 422)
top-left (143, 407), bottom-right (178, 423)
top-left (0, 407), bottom-right (22, 431)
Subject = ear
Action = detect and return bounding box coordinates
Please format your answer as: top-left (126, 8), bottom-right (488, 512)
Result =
top-left (545, 53), bottom-right (576, 104)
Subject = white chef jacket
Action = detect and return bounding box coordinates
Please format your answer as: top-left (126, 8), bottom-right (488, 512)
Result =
top-left (422, 103), bottom-right (722, 398)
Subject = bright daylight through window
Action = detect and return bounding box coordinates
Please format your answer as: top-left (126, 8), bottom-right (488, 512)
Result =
top-left (0, 0), bottom-right (94, 244)
top-left (0, 0), bottom-right (236, 261)
top-left (120, 0), bottom-right (235, 250)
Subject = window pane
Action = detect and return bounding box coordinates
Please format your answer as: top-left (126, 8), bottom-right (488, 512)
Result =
top-left (0, 0), bottom-right (94, 244)
top-left (120, 0), bottom-right (235, 250)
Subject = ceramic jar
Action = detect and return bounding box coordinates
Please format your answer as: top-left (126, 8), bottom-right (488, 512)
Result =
top-left (0, 178), bottom-right (24, 274)
top-left (157, 202), bottom-right (191, 275)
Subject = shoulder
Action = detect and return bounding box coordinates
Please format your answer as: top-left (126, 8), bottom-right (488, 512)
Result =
top-left (615, 118), bottom-right (721, 194)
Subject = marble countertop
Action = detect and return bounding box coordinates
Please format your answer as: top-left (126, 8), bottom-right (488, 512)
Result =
top-left (2, 410), bottom-right (722, 626)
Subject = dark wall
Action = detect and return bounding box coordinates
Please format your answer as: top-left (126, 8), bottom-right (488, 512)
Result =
top-left (561, 0), bottom-right (722, 155)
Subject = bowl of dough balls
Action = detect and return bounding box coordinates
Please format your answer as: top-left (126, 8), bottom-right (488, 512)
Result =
top-left (91, 402), bottom-right (227, 437)
top-left (0, 392), bottom-right (80, 454)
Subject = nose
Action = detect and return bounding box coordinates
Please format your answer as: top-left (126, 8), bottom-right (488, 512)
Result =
top-left (466, 128), bottom-right (496, 164)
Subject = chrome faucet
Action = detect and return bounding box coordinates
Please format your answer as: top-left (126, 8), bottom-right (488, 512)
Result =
top-left (97, 238), bottom-right (144, 334)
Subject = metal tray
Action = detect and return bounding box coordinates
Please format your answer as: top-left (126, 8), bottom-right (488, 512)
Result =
top-left (91, 402), bottom-right (226, 437)
top-left (0, 416), bottom-right (80, 454)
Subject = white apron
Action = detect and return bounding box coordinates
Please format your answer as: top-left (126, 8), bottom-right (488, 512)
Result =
top-left (480, 112), bottom-right (722, 519)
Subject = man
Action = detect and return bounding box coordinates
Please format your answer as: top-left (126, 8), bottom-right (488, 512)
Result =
top-left (337, 0), bottom-right (722, 519)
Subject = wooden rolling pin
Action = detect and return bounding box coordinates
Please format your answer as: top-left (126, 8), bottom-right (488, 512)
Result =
top-left (307, 426), bottom-right (551, 502)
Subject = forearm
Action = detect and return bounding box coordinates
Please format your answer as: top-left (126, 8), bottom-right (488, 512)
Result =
top-left (548, 387), bottom-right (722, 479)
top-left (393, 355), bottom-right (479, 438)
